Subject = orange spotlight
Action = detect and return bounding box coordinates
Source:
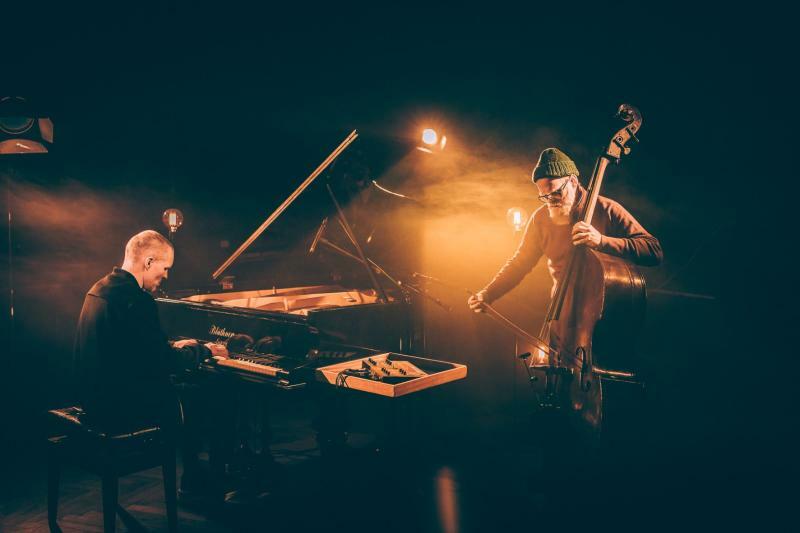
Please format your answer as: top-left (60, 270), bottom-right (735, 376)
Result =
top-left (506, 207), bottom-right (528, 232)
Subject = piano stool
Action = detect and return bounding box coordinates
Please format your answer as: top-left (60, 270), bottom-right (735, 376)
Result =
top-left (45, 406), bottom-right (178, 533)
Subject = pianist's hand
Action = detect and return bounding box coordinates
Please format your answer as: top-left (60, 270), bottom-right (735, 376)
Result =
top-left (205, 342), bottom-right (229, 358)
top-left (467, 290), bottom-right (488, 313)
top-left (172, 339), bottom-right (200, 349)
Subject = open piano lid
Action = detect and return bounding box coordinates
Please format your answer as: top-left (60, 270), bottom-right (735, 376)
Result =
top-left (196, 128), bottom-right (422, 305)
top-left (212, 129), bottom-right (360, 282)
top-left (177, 128), bottom-right (422, 314)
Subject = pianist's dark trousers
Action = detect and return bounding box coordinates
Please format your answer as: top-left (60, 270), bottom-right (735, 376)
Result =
top-left (80, 384), bottom-right (211, 493)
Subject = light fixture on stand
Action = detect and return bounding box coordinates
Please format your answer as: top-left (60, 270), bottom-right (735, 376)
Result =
top-left (0, 97), bottom-right (53, 155)
top-left (506, 207), bottom-right (529, 233)
top-left (1, 96), bottom-right (54, 357)
top-left (162, 208), bottom-right (184, 241)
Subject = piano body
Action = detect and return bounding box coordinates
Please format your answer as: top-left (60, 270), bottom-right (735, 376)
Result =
top-left (156, 283), bottom-right (413, 389)
top-left (156, 130), bottom-right (430, 390)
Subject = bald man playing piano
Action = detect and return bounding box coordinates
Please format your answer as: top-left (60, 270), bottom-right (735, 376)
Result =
top-left (73, 230), bottom-right (228, 495)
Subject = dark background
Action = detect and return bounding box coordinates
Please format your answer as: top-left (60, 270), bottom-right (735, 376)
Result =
top-left (1, 2), bottom-right (793, 526)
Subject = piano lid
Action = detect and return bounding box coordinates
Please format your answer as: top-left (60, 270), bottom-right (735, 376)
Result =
top-left (213, 130), bottom-right (359, 280)
top-left (198, 125), bottom-right (422, 301)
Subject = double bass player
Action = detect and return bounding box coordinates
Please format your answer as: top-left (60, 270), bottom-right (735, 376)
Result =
top-left (468, 147), bottom-right (663, 363)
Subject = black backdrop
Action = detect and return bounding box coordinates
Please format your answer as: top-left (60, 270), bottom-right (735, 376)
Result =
top-left (1, 2), bottom-right (793, 524)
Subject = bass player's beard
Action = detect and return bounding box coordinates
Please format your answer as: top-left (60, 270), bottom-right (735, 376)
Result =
top-left (547, 201), bottom-right (573, 224)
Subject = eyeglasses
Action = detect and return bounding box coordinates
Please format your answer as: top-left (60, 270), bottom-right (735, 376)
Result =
top-left (537, 178), bottom-right (572, 204)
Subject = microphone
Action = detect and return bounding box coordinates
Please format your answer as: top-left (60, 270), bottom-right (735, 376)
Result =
top-left (412, 272), bottom-right (444, 284)
top-left (308, 217), bottom-right (329, 254)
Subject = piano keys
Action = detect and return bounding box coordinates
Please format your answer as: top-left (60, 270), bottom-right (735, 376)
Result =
top-left (157, 284), bottom-right (412, 389)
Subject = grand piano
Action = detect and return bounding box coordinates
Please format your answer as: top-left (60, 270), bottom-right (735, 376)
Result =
top-left (155, 130), bottom-right (433, 390)
top-left (152, 131), bottom-right (467, 502)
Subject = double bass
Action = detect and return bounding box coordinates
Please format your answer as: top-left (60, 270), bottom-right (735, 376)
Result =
top-left (479, 104), bottom-right (646, 434)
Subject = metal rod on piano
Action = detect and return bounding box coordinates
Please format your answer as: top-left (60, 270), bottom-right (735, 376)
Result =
top-left (331, 217), bottom-right (397, 281)
top-left (212, 129), bottom-right (359, 280)
top-left (318, 237), bottom-right (373, 270)
top-left (323, 184), bottom-right (389, 303)
top-left (316, 237), bottom-right (445, 309)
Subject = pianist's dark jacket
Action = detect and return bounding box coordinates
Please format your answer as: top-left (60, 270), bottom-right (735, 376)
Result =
top-left (73, 267), bottom-right (207, 428)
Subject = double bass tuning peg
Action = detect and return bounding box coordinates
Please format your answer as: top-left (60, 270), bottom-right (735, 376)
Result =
top-left (616, 103), bottom-right (640, 123)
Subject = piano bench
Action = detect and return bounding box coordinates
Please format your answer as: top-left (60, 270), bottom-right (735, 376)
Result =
top-left (45, 406), bottom-right (178, 533)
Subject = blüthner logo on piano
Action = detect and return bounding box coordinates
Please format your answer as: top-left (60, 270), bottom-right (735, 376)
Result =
top-left (209, 325), bottom-right (237, 339)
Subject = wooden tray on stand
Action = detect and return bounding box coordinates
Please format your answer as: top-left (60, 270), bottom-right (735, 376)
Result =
top-left (315, 352), bottom-right (467, 397)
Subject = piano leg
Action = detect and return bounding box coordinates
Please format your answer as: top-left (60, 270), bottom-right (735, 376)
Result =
top-left (175, 380), bottom-right (234, 505)
top-left (312, 383), bottom-right (351, 458)
top-left (209, 386), bottom-right (285, 500)
top-left (244, 392), bottom-right (287, 494)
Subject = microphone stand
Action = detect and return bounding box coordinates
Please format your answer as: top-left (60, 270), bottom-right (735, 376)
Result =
top-left (326, 183), bottom-right (388, 303)
top-left (308, 217), bottom-right (329, 254)
top-left (311, 227), bottom-right (451, 312)
top-left (302, 178), bottom-right (452, 313)
top-left (5, 176), bottom-right (14, 351)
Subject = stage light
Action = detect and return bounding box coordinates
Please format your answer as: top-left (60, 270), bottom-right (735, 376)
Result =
top-left (422, 128), bottom-right (438, 146)
top-left (0, 97), bottom-right (53, 155)
top-left (417, 128), bottom-right (447, 154)
top-left (162, 208), bottom-right (184, 240)
top-left (506, 207), bottom-right (528, 232)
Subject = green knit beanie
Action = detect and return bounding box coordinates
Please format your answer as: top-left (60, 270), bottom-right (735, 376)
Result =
top-left (531, 147), bottom-right (579, 181)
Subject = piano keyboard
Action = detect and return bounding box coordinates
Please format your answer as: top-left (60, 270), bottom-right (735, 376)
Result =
top-left (212, 355), bottom-right (284, 377)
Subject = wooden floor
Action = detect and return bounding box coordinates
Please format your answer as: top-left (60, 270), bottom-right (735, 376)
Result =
top-left (1, 394), bottom-right (554, 533)
top-left (2, 459), bottom-right (230, 532)
top-left (2, 398), bottom-right (322, 532)
top-left (1, 388), bottom-right (784, 532)
top-left (2, 395), bottom-right (464, 532)
top-left (2, 429), bottom-right (478, 532)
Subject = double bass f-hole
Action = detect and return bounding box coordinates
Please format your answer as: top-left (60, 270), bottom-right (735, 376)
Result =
top-left (577, 346), bottom-right (592, 392)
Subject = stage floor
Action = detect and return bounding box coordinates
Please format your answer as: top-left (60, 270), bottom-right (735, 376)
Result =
top-left (1, 394), bottom-right (787, 532)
